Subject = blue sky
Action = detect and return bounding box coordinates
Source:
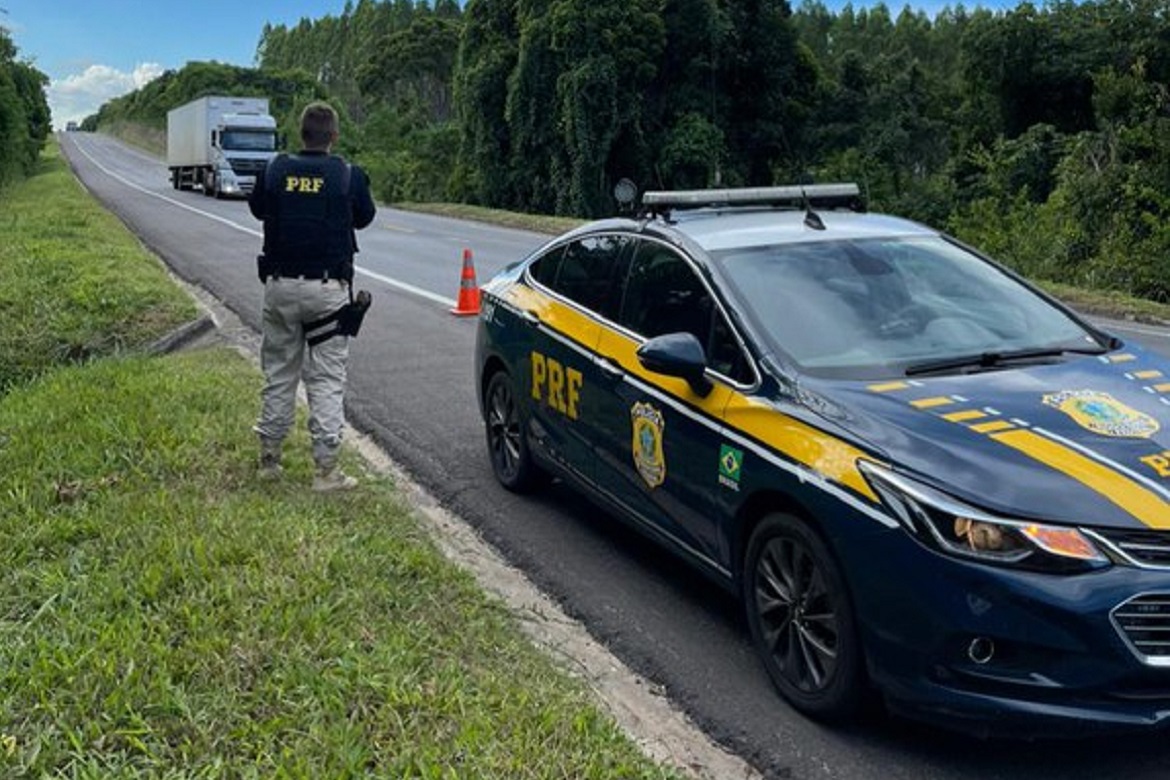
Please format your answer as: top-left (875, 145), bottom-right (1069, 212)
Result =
top-left (2, 0), bottom-right (1020, 130)
top-left (2, 1), bottom-right (352, 128)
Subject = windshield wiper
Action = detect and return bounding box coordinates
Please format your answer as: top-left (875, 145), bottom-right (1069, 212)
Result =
top-left (905, 345), bottom-right (1108, 377)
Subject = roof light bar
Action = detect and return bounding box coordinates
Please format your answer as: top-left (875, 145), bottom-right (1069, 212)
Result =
top-left (641, 183), bottom-right (863, 215)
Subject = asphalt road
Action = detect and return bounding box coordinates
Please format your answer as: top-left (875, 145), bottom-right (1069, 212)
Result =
top-left (60, 131), bottom-right (1170, 779)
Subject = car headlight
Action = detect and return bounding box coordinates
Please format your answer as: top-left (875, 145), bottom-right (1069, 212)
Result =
top-left (859, 461), bottom-right (1109, 573)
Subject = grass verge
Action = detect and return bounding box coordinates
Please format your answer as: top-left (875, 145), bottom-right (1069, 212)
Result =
top-left (0, 142), bottom-right (680, 777)
top-left (394, 201), bottom-right (586, 236)
top-left (0, 143), bottom-right (197, 394)
top-left (0, 351), bottom-right (676, 777)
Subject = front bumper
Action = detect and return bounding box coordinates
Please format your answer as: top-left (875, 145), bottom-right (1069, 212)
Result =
top-left (843, 525), bottom-right (1170, 737)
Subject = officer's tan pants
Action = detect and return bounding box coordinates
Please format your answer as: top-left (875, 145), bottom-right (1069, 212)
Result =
top-left (254, 276), bottom-right (350, 469)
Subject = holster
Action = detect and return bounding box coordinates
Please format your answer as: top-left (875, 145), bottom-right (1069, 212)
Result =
top-left (337, 290), bottom-right (372, 336)
top-left (304, 289), bottom-right (373, 346)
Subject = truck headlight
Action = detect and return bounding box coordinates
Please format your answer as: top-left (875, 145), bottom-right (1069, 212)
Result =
top-left (860, 461), bottom-right (1109, 573)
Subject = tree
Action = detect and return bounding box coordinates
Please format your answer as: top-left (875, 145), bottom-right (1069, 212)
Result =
top-left (0, 26), bottom-right (49, 188)
top-left (545, 0), bottom-right (665, 216)
top-left (717, 0), bottom-right (818, 185)
top-left (453, 0), bottom-right (518, 206)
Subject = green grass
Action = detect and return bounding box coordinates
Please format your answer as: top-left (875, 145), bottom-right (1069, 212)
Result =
top-left (0, 143), bottom-right (681, 778)
top-left (0, 143), bottom-right (197, 394)
top-left (0, 352), bottom-right (676, 778)
top-left (1039, 281), bottom-right (1170, 325)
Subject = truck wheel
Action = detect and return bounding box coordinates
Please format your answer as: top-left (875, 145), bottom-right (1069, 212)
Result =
top-left (202, 171), bottom-right (215, 197)
top-left (743, 512), bottom-right (865, 722)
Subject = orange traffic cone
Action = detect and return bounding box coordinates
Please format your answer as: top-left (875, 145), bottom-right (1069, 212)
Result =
top-left (451, 247), bottom-right (481, 316)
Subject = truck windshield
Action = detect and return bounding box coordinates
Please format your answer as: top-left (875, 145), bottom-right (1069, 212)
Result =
top-left (222, 130), bottom-right (276, 152)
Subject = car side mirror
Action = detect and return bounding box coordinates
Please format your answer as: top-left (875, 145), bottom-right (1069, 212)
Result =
top-left (637, 332), bottom-right (713, 397)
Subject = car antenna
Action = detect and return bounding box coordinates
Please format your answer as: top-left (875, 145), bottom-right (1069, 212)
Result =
top-left (802, 190), bottom-right (826, 231)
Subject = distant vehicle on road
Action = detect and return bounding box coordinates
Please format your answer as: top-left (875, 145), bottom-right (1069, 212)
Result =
top-left (166, 95), bottom-right (279, 198)
top-left (475, 182), bottom-right (1170, 737)
top-left (65, 121), bottom-right (79, 132)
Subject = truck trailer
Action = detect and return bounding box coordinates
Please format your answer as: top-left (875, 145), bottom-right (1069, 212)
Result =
top-left (166, 96), bottom-right (279, 198)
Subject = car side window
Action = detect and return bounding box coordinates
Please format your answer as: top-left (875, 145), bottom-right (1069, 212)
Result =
top-left (531, 235), bottom-right (631, 315)
top-left (528, 245), bottom-right (566, 289)
top-left (619, 241), bottom-right (753, 384)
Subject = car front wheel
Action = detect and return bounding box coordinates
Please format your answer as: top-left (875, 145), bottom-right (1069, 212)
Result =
top-left (744, 512), bottom-right (865, 721)
top-left (484, 370), bottom-right (543, 493)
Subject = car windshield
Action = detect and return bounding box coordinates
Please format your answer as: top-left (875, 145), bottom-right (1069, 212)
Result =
top-left (713, 236), bottom-right (1104, 379)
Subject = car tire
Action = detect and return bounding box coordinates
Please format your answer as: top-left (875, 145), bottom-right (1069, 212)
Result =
top-left (744, 512), bottom-right (865, 721)
top-left (484, 370), bottom-right (544, 493)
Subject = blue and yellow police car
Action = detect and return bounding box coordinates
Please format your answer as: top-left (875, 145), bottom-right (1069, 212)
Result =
top-left (473, 184), bottom-right (1170, 736)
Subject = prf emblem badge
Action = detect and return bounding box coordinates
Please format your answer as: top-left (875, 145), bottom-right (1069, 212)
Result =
top-left (1043, 389), bottom-right (1160, 439)
top-left (631, 402), bottom-right (666, 488)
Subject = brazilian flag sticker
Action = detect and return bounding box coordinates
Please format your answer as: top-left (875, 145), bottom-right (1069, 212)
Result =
top-left (718, 444), bottom-right (743, 491)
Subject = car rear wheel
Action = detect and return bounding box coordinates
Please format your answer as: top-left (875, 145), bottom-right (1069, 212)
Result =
top-left (484, 370), bottom-right (543, 493)
top-left (744, 512), bottom-right (865, 721)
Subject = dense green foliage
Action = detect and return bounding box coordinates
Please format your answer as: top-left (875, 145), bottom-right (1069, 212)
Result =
top-left (84, 61), bottom-right (332, 155)
top-left (0, 26), bottom-right (50, 190)
top-left (90, 0), bottom-right (1170, 302)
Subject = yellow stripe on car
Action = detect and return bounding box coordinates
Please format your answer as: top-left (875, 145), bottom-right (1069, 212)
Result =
top-left (990, 428), bottom-right (1170, 529)
top-left (518, 284), bottom-right (881, 503)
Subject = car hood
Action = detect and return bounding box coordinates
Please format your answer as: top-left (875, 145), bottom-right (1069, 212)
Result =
top-left (808, 347), bottom-right (1170, 530)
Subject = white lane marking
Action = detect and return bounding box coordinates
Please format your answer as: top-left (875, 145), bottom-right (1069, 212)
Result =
top-left (355, 266), bottom-right (456, 308)
top-left (69, 136), bottom-right (460, 309)
top-left (71, 136), bottom-right (262, 238)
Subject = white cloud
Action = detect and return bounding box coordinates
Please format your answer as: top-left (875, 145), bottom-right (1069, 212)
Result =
top-left (47, 62), bottom-right (165, 130)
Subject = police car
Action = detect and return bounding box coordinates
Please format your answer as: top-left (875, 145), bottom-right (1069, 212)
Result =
top-left (473, 184), bottom-right (1170, 736)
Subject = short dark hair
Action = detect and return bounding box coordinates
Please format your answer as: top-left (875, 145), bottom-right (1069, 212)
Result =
top-left (300, 101), bottom-right (339, 148)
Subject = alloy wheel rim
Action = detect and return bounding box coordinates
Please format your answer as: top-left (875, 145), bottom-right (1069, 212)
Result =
top-left (488, 382), bottom-right (521, 478)
top-left (754, 535), bottom-right (839, 693)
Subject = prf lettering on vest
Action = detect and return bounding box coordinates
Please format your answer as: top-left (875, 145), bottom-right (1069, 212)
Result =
top-left (531, 351), bottom-right (582, 420)
top-left (285, 176), bottom-right (325, 194)
top-left (1140, 450), bottom-right (1170, 478)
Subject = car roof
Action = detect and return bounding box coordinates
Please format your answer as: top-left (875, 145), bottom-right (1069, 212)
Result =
top-left (667, 209), bottom-right (937, 253)
top-left (560, 185), bottom-right (941, 259)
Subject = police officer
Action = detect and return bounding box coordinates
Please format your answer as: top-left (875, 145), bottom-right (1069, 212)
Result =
top-left (248, 101), bottom-right (377, 491)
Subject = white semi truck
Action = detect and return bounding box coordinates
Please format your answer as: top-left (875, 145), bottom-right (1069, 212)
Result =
top-left (166, 96), bottom-right (279, 198)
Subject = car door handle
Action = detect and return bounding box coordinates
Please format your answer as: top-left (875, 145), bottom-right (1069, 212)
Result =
top-left (595, 357), bottom-right (624, 381)
top-left (520, 310), bottom-right (541, 328)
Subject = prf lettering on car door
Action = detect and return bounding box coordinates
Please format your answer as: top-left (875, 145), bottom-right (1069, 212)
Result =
top-left (531, 351), bottom-right (582, 420)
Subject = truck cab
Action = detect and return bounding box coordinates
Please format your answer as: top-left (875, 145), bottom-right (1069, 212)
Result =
top-left (207, 111), bottom-right (279, 198)
top-left (167, 96), bottom-right (281, 199)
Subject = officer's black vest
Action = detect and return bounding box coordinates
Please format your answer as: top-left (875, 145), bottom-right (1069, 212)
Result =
top-left (262, 153), bottom-right (354, 278)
